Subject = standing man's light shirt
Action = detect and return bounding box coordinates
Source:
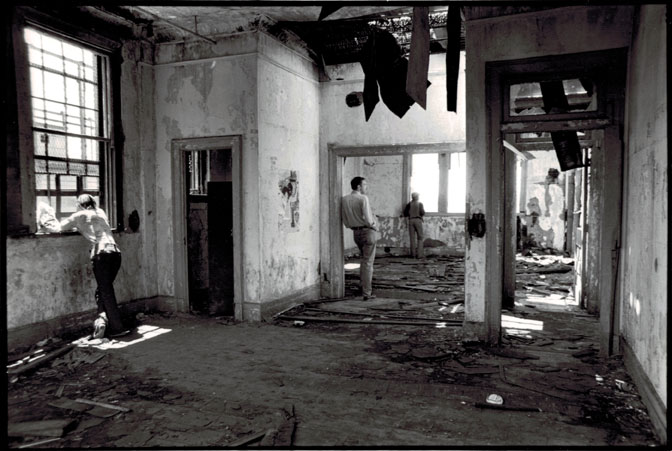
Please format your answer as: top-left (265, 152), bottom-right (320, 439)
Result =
top-left (342, 191), bottom-right (377, 230)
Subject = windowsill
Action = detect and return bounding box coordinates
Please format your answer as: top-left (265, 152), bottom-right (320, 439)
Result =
top-left (423, 212), bottom-right (465, 218)
top-left (9, 228), bottom-right (125, 239)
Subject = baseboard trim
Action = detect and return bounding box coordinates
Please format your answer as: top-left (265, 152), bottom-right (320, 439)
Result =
top-left (7, 296), bottom-right (175, 352)
top-left (259, 283), bottom-right (322, 322)
top-left (621, 337), bottom-right (667, 444)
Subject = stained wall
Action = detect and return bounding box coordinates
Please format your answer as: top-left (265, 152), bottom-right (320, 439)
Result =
top-left (620, 3), bottom-right (667, 413)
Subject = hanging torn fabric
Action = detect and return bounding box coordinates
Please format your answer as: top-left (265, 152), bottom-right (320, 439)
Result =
top-left (406, 6), bottom-right (430, 109)
top-left (446, 5), bottom-right (461, 112)
top-left (360, 28), bottom-right (431, 120)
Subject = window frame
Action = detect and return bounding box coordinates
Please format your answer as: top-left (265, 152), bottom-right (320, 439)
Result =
top-left (8, 8), bottom-right (123, 236)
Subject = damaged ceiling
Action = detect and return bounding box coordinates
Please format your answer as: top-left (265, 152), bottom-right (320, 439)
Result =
top-left (72, 5), bottom-right (464, 65)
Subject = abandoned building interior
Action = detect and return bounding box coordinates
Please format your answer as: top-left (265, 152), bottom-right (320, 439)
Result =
top-left (4, 2), bottom-right (668, 447)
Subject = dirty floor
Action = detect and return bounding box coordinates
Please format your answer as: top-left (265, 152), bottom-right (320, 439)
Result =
top-left (6, 254), bottom-right (662, 447)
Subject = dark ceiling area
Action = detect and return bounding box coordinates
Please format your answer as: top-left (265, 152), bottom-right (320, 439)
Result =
top-left (20, 4), bottom-right (555, 67)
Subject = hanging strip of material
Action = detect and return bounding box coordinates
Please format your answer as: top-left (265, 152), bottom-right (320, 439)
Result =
top-left (406, 6), bottom-right (430, 109)
top-left (446, 5), bottom-right (461, 112)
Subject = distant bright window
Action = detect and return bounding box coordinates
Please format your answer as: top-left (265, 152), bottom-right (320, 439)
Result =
top-left (25, 26), bottom-right (113, 224)
top-left (410, 152), bottom-right (466, 214)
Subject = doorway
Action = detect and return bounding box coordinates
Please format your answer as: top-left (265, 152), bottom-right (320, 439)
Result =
top-left (172, 136), bottom-right (243, 318)
top-left (489, 49), bottom-right (626, 354)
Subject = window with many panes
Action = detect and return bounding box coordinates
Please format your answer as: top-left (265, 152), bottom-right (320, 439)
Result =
top-left (25, 26), bottom-right (113, 226)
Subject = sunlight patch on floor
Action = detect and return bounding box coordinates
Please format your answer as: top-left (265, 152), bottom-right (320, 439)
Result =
top-left (73, 324), bottom-right (172, 350)
top-left (344, 263), bottom-right (360, 270)
top-left (501, 314), bottom-right (544, 331)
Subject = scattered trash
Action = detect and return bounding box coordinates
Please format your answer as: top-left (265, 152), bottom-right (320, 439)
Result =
top-left (8, 419), bottom-right (78, 438)
top-left (75, 398), bottom-right (131, 413)
top-left (474, 402), bottom-right (541, 412)
top-left (615, 379), bottom-right (633, 392)
top-left (18, 437), bottom-right (61, 448)
top-left (292, 321), bottom-right (305, 327)
top-left (595, 374), bottom-right (604, 383)
top-left (486, 394), bottom-right (504, 405)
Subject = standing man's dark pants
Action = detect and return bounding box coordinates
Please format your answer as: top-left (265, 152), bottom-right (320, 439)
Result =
top-left (353, 228), bottom-right (376, 297)
top-left (408, 218), bottom-right (425, 258)
top-left (92, 251), bottom-right (125, 334)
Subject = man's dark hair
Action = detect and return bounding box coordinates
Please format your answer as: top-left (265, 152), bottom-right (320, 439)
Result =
top-left (351, 176), bottom-right (365, 190)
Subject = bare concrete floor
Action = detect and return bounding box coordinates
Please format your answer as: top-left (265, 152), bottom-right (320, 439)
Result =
top-left (7, 256), bottom-right (662, 448)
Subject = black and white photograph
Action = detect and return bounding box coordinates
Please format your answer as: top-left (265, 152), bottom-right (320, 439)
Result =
top-left (4, 1), bottom-right (668, 448)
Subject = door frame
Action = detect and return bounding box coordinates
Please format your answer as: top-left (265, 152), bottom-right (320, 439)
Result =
top-left (326, 142), bottom-right (466, 298)
top-left (172, 136), bottom-right (243, 318)
top-left (487, 48), bottom-right (626, 354)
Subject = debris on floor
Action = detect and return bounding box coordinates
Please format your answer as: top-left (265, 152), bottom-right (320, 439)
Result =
top-left (6, 256), bottom-right (661, 447)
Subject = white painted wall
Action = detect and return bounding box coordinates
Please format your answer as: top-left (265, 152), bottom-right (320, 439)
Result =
top-left (154, 34), bottom-right (260, 305)
top-left (6, 40), bottom-right (158, 331)
top-left (256, 33), bottom-right (321, 302)
top-left (154, 32), bottom-right (321, 319)
top-left (621, 4), bottom-right (667, 408)
top-left (464, 5), bottom-right (635, 326)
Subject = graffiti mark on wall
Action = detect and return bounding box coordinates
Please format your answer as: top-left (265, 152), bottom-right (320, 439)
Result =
top-left (278, 169), bottom-right (299, 232)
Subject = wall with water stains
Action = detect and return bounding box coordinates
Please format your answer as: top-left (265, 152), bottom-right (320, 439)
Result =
top-left (7, 40), bottom-right (158, 332)
top-left (154, 32), bottom-right (320, 320)
top-left (256, 34), bottom-right (321, 307)
top-left (520, 151), bottom-right (567, 251)
top-left (154, 33), bottom-right (260, 307)
top-left (620, 4), bottom-right (667, 418)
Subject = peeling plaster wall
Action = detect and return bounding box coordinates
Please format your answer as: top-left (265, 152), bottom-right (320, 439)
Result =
top-left (621, 5), bottom-right (667, 408)
top-left (256, 33), bottom-right (321, 304)
top-left (7, 40), bottom-right (157, 330)
top-left (465, 5), bottom-right (634, 325)
top-left (154, 33), bottom-right (260, 301)
top-left (521, 151), bottom-right (566, 251)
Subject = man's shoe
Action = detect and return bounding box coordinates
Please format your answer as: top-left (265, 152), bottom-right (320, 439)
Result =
top-left (92, 316), bottom-right (107, 339)
top-left (363, 294), bottom-right (376, 301)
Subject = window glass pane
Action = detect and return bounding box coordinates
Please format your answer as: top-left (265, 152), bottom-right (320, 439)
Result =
top-left (84, 109), bottom-right (97, 135)
top-left (44, 100), bottom-right (66, 130)
top-left (43, 52), bottom-right (64, 72)
top-left (85, 142), bottom-right (99, 162)
top-left (61, 196), bottom-right (79, 213)
top-left (62, 41), bottom-right (83, 62)
top-left (49, 161), bottom-right (68, 174)
top-left (84, 176), bottom-right (99, 190)
top-left (87, 163), bottom-right (99, 175)
top-left (509, 78), bottom-right (596, 116)
top-left (447, 152), bottom-right (466, 213)
top-left (65, 77), bottom-right (81, 106)
top-left (43, 72), bottom-right (65, 102)
top-left (41, 34), bottom-right (62, 56)
top-left (84, 82), bottom-right (97, 109)
top-left (59, 175), bottom-right (77, 191)
top-left (27, 46), bottom-right (43, 66)
top-left (66, 105), bottom-right (83, 135)
top-left (410, 153), bottom-right (439, 212)
top-left (29, 67), bottom-right (44, 99)
top-left (66, 136), bottom-right (83, 159)
top-left (69, 162), bottom-right (86, 176)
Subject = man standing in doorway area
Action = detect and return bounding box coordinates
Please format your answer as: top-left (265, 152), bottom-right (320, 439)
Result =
top-left (342, 176), bottom-right (378, 300)
top-left (403, 192), bottom-right (425, 258)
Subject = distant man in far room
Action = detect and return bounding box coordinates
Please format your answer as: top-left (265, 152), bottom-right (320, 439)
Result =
top-left (403, 192), bottom-right (425, 258)
top-left (341, 176), bottom-right (378, 300)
